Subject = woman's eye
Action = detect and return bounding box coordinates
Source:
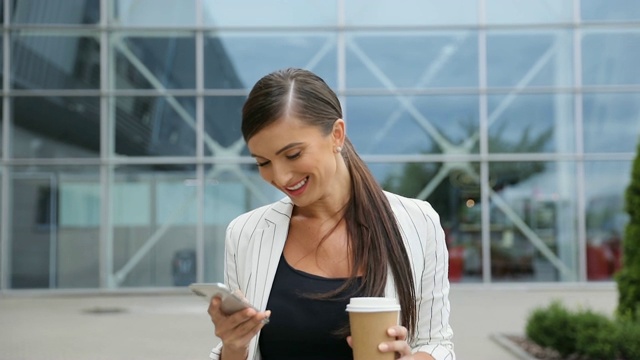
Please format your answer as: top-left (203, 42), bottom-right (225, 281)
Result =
top-left (286, 152), bottom-right (301, 160)
top-left (256, 160), bottom-right (270, 167)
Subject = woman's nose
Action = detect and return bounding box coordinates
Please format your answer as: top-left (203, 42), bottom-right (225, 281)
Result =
top-left (270, 164), bottom-right (291, 187)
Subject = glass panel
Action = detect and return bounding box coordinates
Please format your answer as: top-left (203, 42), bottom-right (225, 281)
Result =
top-left (486, 0), bottom-right (572, 25)
top-left (487, 30), bottom-right (573, 87)
top-left (112, 0), bottom-right (195, 27)
top-left (488, 93), bottom-right (574, 154)
top-left (346, 32), bottom-right (478, 88)
top-left (114, 96), bottom-right (196, 157)
top-left (203, 165), bottom-right (278, 282)
top-left (12, 34), bottom-right (100, 90)
top-left (13, 97), bottom-right (100, 158)
top-left (112, 165), bottom-right (197, 287)
top-left (10, 165), bottom-right (100, 289)
top-left (489, 161), bottom-right (578, 282)
top-left (346, 95), bottom-right (479, 155)
top-left (204, 96), bottom-right (245, 155)
top-left (0, 100), bottom-right (3, 157)
top-left (582, 30), bottom-right (640, 86)
top-left (582, 0), bottom-right (640, 22)
top-left (12, 0), bottom-right (100, 24)
top-left (205, 33), bottom-right (337, 89)
top-left (583, 93), bottom-right (640, 153)
top-left (114, 33), bottom-right (196, 89)
top-left (584, 161), bottom-right (630, 281)
top-left (345, 0), bottom-right (478, 26)
top-left (202, 0), bottom-right (336, 27)
top-left (375, 161), bottom-right (482, 283)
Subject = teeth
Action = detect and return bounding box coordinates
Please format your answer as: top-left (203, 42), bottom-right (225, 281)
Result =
top-left (286, 178), bottom-right (307, 191)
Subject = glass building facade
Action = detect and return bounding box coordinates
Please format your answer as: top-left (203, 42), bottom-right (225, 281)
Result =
top-left (1, 0), bottom-right (639, 290)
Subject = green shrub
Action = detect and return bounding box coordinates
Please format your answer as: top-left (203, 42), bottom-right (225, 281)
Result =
top-left (616, 319), bottom-right (640, 360)
top-left (525, 301), bottom-right (640, 360)
top-left (573, 310), bottom-right (618, 359)
top-left (525, 301), bottom-right (577, 357)
top-left (616, 139), bottom-right (640, 320)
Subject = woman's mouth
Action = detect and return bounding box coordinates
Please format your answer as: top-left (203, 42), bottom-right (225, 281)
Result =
top-left (285, 177), bottom-right (308, 195)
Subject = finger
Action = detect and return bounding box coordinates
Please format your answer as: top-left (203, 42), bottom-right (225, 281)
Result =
top-left (387, 325), bottom-right (409, 340)
top-left (208, 296), bottom-right (224, 322)
top-left (229, 310), bottom-right (270, 343)
top-left (378, 340), bottom-right (412, 356)
top-left (346, 336), bottom-right (352, 348)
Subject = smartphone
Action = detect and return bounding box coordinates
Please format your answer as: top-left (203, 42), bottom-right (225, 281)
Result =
top-left (189, 283), bottom-right (269, 324)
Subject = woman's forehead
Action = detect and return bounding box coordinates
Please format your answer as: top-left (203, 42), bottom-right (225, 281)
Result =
top-left (247, 117), bottom-right (324, 151)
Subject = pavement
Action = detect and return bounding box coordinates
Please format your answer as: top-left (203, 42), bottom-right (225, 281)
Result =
top-left (0, 284), bottom-right (618, 360)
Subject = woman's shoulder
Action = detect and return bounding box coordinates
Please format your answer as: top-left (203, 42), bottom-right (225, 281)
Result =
top-left (227, 197), bottom-right (294, 231)
top-left (383, 191), bottom-right (440, 219)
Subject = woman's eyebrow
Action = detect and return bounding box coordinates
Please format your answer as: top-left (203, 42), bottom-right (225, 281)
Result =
top-left (275, 142), bottom-right (303, 155)
top-left (250, 142), bottom-right (304, 158)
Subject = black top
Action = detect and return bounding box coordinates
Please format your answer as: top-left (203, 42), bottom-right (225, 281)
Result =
top-left (259, 255), bottom-right (363, 360)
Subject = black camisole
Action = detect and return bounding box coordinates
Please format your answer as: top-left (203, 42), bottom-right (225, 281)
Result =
top-left (258, 255), bottom-right (362, 360)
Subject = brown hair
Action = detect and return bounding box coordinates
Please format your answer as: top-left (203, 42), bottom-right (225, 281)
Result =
top-left (242, 68), bottom-right (417, 339)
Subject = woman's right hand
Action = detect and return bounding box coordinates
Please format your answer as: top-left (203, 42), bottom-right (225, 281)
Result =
top-left (208, 295), bottom-right (271, 360)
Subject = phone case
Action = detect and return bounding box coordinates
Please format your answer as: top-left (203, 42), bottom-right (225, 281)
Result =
top-left (189, 283), bottom-right (254, 314)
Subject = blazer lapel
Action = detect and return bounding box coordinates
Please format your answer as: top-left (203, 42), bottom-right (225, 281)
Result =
top-left (249, 197), bottom-right (293, 312)
top-left (246, 198), bottom-right (293, 360)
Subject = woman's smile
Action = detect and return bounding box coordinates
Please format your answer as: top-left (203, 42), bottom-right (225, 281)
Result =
top-left (284, 176), bottom-right (309, 196)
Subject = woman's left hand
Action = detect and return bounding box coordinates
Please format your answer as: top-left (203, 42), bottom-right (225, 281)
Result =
top-left (346, 325), bottom-right (435, 360)
top-left (378, 325), bottom-right (413, 359)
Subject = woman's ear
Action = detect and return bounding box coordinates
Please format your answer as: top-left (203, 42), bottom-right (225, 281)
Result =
top-left (332, 119), bottom-right (346, 147)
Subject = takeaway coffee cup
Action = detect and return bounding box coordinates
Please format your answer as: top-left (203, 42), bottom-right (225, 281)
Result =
top-left (346, 297), bottom-right (400, 360)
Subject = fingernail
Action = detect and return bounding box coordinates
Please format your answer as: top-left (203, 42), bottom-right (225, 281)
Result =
top-left (388, 328), bottom-right (397, 336)
top-left (378, 343), bottom-right (388, 352)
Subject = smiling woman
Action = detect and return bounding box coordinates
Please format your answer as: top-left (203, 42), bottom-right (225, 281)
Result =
top-left (204, 68), bottom-right (455, 360)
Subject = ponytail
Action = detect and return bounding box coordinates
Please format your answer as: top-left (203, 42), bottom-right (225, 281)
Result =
top-left (340, 138), bottom-right (417, 340)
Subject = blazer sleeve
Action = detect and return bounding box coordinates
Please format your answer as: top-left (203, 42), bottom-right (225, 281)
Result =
top-left (209, 218), bottom-right (242, 359)
top-left (404, 198), bottom-right (456, 360)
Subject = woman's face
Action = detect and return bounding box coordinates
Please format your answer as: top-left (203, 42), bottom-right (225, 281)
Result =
top-left (247, 116), bottom-right (345, 207)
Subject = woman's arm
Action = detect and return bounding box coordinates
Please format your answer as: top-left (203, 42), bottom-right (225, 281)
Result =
top-left (409, 199), bottom-right (456, 360)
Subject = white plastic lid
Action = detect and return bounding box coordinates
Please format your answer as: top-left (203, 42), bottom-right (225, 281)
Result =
top-left (345, 297), bottom-right (400, 312)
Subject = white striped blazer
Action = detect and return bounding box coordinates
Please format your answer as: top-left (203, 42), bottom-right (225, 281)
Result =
top-left (209, 191), bottom-right (455, 360)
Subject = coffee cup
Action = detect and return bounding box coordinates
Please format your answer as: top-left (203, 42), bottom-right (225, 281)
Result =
top-left (346, 297), bottom-right (400, 360)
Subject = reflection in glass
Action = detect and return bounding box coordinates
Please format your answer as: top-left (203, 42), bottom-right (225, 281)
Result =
top-left (488, 93), bottom-right (574, 154)
top-left (346, 95), bottom-right (479, 155)
top-left (203, 166), bottom-right (277, 282)
top-left (584, 161), bottom-right (630, 281)
top-left (112, 0), bottom-right (195, 27)
top-left (487, 31), bottom-right (573, 87)
top-left (202, 0), bottom-right (336, 27)
top-left (12, 0), bottom-right (100, 24)
top-left (346, 32), bottom-right (478, 88)
top-left (0, 101), bottom-right (3, 157)
top-left (204, 96), bottom-right (245, 154)
top-left (583, 93), bottom-right (640, 153)
top-left (114, 96), bottom-right (196, 157)
top-left (114, 34), bottom-right (195, 89)
top-left (581, 0), bottom-right (640, 22)
top-left (10, 166), bottom-right (100, 289)
top-left (112, 165), bottom-right (197, 287)
top-left (376, 161), bottom-right (482, 283)
top-left (13, 97), bottom-right (100, 158)
top-left (486, 0), bottom-right (572, 24)
top-left (12, 35), bottom-right (100, 90)
top-left (345, 0), bottom-right (477, 26)
top-left (582, 31), bottom-right (640, 85)
top-left (206, 34), bottom-right (337, 89)
top-left (489, 161), bottom-right (577, 282)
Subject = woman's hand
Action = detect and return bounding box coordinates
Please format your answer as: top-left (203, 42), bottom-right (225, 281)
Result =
top-left (208, 295), bottom-right (271, 360)
top-left (377, 325), bottom-right (435, 360)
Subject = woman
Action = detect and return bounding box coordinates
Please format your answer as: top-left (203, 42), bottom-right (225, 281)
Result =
top-left (207, 68), bottom-right (455, 360)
